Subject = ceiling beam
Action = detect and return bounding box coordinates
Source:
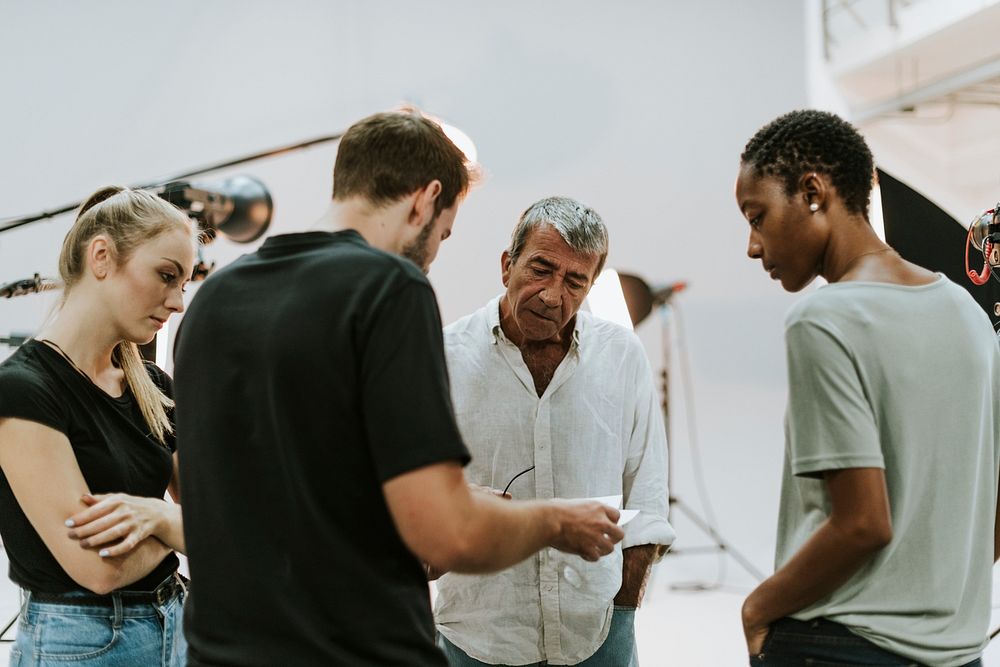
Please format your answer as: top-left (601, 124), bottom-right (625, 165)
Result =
top-left (853, 57), bottom-right (1000, 123)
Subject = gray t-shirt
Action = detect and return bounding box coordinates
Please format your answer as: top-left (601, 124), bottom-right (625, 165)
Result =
top-left (775, 275), bottom-right (1000, 667)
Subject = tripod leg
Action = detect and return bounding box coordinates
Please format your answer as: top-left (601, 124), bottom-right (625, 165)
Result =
top-left (670, 496), bottom-right (767, 582)
top-left (0, 610), bottom-right (17, 642)
top-left (656, 302), bottom-right (767, 587)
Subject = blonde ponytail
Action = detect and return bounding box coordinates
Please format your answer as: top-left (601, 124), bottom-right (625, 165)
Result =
top-left (62, 186), bottom-right (193, 445)
top-left (113, 341), bottom-right (174, 444)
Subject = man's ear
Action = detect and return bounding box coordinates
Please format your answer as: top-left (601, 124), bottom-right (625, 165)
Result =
top-left (88, 235), bottom-right (114, 280)
top-left (501, 250), bottom-right (513, 287)
top-left (409, 180), bottom-right (443, 228)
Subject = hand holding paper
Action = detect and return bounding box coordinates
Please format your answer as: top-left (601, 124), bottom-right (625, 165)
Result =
top-left (589, 495), bottom-right (638, 526)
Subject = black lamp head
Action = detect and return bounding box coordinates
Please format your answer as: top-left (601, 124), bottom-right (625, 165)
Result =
top-left (159, 175), bottom-right (272, 244)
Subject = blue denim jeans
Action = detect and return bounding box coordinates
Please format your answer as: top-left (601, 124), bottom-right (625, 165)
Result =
top-left (748, 617), bottom-right (982, 667)
top-left (438, 605), bottom-right (638, 666)
top-left (9, 577), bottom-right (187, 666)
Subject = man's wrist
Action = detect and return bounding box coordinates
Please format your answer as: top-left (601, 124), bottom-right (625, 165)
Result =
top-left (541, 502), bottom-right (565, 548)
top-left (616, 544), bottom-right (657, 608)
top-left (613, 590), bottom-right (640, 607)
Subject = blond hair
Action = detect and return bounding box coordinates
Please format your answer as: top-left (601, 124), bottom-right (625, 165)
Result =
top-left (60, 186), bottom-right (193, 444)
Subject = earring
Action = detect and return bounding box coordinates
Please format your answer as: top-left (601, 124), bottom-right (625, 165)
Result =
top-left (809, 203), bottom-right (819, 212)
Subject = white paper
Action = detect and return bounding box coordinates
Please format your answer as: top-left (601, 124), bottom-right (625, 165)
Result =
top-left (617, 509), bottom-right (639, 526)
top-left (586, 495), bottom-right (636, 525)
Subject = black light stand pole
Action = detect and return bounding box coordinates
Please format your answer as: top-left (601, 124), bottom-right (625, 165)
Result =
top-left (656, 299), bottom-right (765, 583)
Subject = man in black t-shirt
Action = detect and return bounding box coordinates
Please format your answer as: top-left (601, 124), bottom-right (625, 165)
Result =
top-left (174, 109), bottom-right (625, 667)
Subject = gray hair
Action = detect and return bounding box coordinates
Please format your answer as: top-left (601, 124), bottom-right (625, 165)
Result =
top-left (508, 196), bottom-right (609, 276)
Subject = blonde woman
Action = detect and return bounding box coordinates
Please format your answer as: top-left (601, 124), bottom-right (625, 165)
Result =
top-left (0, 186), bottom-right (195, 666)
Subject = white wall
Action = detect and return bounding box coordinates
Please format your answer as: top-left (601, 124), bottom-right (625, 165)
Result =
top-left (0, 0), bottom-right (805, 589)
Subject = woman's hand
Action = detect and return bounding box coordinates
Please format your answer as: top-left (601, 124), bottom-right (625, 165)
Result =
top-left (65, 493), bottom-right (172, 557)
top-left (744, 620), bottom-right (770, 656)
top-left (742, 594), bottom-right (772, 656)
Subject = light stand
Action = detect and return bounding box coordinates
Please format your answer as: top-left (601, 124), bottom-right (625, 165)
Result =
top-left (0, 274), bottom-right (61, 300)
top-left (618, 273), bottom-right (765, 584)
top-left (0, 177), bottom-right (273, 361)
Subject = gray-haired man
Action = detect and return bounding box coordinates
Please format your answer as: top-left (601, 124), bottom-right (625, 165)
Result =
top-left (434, 197), bottom-right (674, 666)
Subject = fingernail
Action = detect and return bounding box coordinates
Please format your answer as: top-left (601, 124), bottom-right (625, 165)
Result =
top-left (64, 519), bottom-right (75, 527)
top-left (99, 549), bottom-right (109, 557)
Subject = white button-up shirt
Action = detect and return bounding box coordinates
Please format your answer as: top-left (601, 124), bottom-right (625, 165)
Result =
top-left (434, 296), bottom-right (674, 665)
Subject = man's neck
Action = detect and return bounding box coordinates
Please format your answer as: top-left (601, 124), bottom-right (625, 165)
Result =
top-left (312, 199), bottom-right (407, 255)
top-left (517, 338), bottom-right (572, 398)
top-left (498, 300), bottom-right (575, 396)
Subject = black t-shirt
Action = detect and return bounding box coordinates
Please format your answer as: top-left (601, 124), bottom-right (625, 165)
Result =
top-left (0, 341), bottom-right (179, 593)
top-left (174, 230), bottom-right (470, 667)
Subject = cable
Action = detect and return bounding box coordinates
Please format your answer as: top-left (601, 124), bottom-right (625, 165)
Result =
top-left (671, 302), bottom-right (729, 590)
top-left (502, 466), bottom-right (535, 497)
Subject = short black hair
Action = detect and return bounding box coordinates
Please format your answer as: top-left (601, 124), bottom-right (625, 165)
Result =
top-left (741, 109), bottom-right (875, 218)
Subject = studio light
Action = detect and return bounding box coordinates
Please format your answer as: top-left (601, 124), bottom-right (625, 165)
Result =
top-left (586, 269), bottom-right (634, 330)
top-left (616, 273), bottom-right (687, 327)
top-left (586, 270), bottom-right (688, 329)
top-left (440, 122), bottom-right (478, 164)
top-left (158, 175), bottom-right (273, 244)
top-left (589, 269), bottom-right (765, 584)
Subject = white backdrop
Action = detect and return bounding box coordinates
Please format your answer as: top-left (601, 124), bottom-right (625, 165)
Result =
top-left (0, 0), bottom-right (805, 595)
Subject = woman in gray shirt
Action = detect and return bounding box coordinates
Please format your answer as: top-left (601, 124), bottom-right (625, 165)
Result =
top-left (734, 109), bottom-right (999, 667)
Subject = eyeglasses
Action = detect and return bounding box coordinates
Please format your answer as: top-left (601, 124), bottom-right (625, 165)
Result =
top-left (502, 465), bottom-right (535, 497)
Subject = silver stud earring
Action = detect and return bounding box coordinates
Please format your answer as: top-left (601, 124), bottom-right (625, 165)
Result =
top-left (809, 203), bottom-right (819, 212)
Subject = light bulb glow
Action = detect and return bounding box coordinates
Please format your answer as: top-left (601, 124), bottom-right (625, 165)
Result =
top-left (586, 268), bottom-right (633, 330)
top-left (440, 122), bottom-right (478, 164)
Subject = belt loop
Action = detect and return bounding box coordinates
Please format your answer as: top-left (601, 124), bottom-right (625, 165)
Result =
top-left (173, 571), bottom-right (188, 597)
top-left (18, 588), bottom-right (30, 617)
top-left (111, 592), bottom-right (123, 630)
